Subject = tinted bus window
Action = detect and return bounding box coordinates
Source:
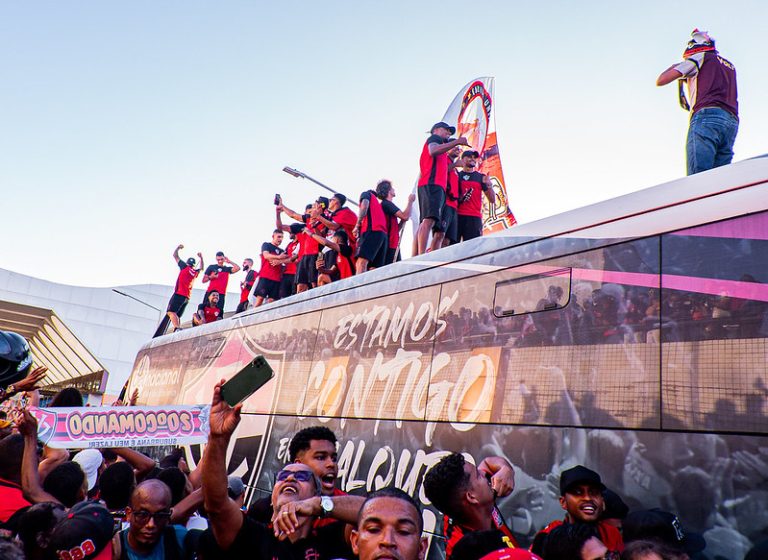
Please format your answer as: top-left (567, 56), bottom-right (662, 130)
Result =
top-left (492, 267), bottom-right (571, 317)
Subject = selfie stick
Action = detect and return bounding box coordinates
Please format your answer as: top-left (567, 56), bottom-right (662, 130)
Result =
top-left (282, 166), bottom-right (359, 208)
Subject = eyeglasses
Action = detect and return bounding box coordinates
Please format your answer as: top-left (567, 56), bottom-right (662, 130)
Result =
top-left (130, 509), bottom-right (172, 525)
top-left (276, 469), bottom-right (314, 482)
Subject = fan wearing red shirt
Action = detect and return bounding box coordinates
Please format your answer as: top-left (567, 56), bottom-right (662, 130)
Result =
top-left (279, 199), bottom-right (329, 293)
top-left (280, 233), bottom-right (301, 299)
top-left (202, 252), bottom-right (241, 312)
top-left (442, 145), bottom-right (463, 248)
top-left (193, 291), bottom-right (223, 326)
top-left (310, 229), bottom-right (355, 285)
top-left (235, 258), bottom-right (257, 314)
top-left (254, 230), bottom-right (291, 307)
top-left (315, 193), bottom-right (359, 256)
top-left (353, 190), bottom-right (388, 273)
top-left (375, 180), bottom-right (415, 265)
top-left (457, 150), bottom-right (496, 242)
top-left (153, 244), bottom-right (203, 338)
top-left (416, 121), bottom-right (469, 255)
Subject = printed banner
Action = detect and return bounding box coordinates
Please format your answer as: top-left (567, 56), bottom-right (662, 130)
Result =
top-left (29, 405), bottom-right (211, 449)
top-left (441, 77), bottom-right (516, 232)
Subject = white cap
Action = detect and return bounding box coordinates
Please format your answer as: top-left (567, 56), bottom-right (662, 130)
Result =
top-left (73, 449), bottom-right (103, 491)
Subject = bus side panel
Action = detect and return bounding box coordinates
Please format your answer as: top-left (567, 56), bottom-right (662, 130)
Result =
top-left (661, 210), bottom-right (768, 433)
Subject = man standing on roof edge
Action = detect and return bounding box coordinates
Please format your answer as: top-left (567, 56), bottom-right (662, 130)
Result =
top-left (657, 29), bottom-right (738, 176)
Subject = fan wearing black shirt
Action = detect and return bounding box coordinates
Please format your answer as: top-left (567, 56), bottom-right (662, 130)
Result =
top-left (200, 381), bottom-right (364, 559)
top-left (375, 180), bottom-right (415, 265)
top-left (311, 229), bottom-right (355, 285)
top-left (235, 259), bottom-right (256, 314)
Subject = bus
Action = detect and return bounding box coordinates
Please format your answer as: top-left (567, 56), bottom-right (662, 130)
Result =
top-left (126, 157), bottom-right (768, 558)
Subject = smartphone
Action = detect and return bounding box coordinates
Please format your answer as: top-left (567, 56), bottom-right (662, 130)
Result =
top-left (274, 194), bottom-right (281, 205)
top-left (220, 355), bottom-right (274, 406)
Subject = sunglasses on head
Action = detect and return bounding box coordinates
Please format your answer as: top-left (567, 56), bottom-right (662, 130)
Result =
top-left (276, 469), bottom-right (314, 482)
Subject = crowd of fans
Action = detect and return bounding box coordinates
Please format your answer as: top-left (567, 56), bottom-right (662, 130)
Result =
top-left (152, 120), bottom-right (499, 337)
top-left (0, 353), bottom-right (766, 560)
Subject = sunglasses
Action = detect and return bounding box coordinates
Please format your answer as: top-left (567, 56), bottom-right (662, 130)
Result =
top-left (131, 509), bottom-right (172, 525)
top-left (276, 469), bottom-right (314, 482)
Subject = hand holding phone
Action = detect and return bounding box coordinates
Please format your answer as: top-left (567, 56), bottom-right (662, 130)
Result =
top-left (220, 356), bottom-right (275, 406)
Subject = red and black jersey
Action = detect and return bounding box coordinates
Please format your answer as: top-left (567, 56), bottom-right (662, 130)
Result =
top-left (359, 190), bottom-right (387, 234)
top-left (533, 519), bottom-right (623, 554)
top-left (336, 245), bottom-right (354, 280)
top-left (174, 260), bottom-right (199, 298)
top-left (418, 134), bottom-right (449, 189)
top-left (443, 506), bottom-right (519, 559)
top-left (331, 207), bottom-right (358, 251)
top-left (457, 170), bottom-right (489, 218)
top-left (284, 240), bottom-right (299, 275)
top-left (259, 242), bottom-right (284, 282)
top-left (301, 214), bottom-right (327, 256)
top-left (446, 168), bottom-right (459, 209)
top-left (240, 269), bottom-right (257, 303)
top-left (197, 304), bottom-right (222, 324)
top-left (0, 478), bottom-right (31, 524)
top-left (380, 199), bottom-right (401, 250)
top-left (204, 264), bottom-right (234, 294)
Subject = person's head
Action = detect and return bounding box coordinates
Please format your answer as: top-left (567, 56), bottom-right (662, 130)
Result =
top-left (126, 480), bottom-right (173, 552)
top-left (289, 426), bottom-right (338, 495)
top-left (17, 502), bottom-right (67, 558)
top-left (461, 150), bottom-right (480, 169)
top-left (622, 509), bottom-right (706, 558)
top-left (243, 258), bottom-right (254, 271)
top-left (98, 461), bottom-right (136, 511)
top-left (315, 197), bottom-right (330, 214)
top-left (185, 257), bottom-right (197, 268)
top-left (207, 291), bottom-right (220, 306)
top-left (622, 540), bottom-right (689, 560)
top-left (270, 463), bottom-right (321, 510)
top-left (47, 501), bottom-right (114, 560)
top-left (376, 180), bottom-right (394, 200)
top-left (430, 121), bottom-right (455, 139)
top-left (158, 447), bottom-right (188, 473)
top-left (156, 467), bottom-right (189, 506)
top-left (559, 466), bottom-right (606, 523)
top-left (228, 475), bottom-right (246, 509)
top-left (215, 251), bottom-right (225, 265)
top-left (43, 461), bottom-right (87, 508)
top-left (351, 487), bottom-right (427, 560)
top-left (72, 449), bottom-right (104, 495)
top-left (600, 489), bottom-right (629, 529)
top-left (333, 229), bottom-right (349, 247)
top-left (49, 387), bottom-right (84, 407)
top-left (331, 193), bottom-right (346, 211)
top-left (423, 452), bottom-right (495, 524)
top-left (272, 229), bottom-right (284, 246)
top-left (543, 523), bottom-right (613, 560)
top-left (0, 434), bottom-right (24, 483)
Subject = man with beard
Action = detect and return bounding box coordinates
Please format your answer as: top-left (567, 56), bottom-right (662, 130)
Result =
top-left (531, 466), bottom-right (623, 556)
top-left (235, 258), bottom-right (256, 313)
top-left (202, 251), bottom-right (241, 312)
top-left (315, 193), bottom-right (358, 258)
top-left (457, 150), bottom-right (495, 242)
top-left (200, 381), bottom-right (363, 558)
top-left (279, 198), bottom-right (329, 292)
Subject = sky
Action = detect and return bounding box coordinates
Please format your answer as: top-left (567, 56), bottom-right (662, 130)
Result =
top-left (2, 1), bottom-right (766, 289)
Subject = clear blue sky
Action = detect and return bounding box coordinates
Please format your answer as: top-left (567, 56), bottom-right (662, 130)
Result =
top-left (2, 1), bottom-right (765, 287)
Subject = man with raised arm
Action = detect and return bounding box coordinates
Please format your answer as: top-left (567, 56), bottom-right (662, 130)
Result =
top-left (424, 452), bottom-right (519, 560)
top-left (278, 198), bottom-right (329, 292)
top-left (415, 122), bottom-right (469, 255)
top-left (376, 180), bottom-right (415, 265)
top-left (315, 193), bottom-right (358, 257)
top-left (154, 244), bottom-right (203, 337)
top-left (457, 150), bottom-right (495, 242)
top-left (202, 252), bottom-right (240, 312)
top-left (200, 381), bottom-right (364, 558)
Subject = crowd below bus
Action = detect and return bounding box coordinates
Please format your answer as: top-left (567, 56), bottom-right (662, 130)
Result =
top-left (152, 120), bottom-right (496, 338)
top-left (0, 366), bottom-right (766, 560)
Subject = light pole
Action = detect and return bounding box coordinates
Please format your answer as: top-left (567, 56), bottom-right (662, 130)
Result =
top-left (282, 166), bottom-right (359, 207)
top-left (112, 289), bottom-right (163, 321)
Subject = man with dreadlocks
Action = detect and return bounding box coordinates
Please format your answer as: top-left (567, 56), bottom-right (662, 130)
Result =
top-left (656, 29), bottom-right (738, 176)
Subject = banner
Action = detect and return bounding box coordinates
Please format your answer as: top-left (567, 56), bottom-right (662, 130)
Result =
top-left (441, 77), bottom-right (516, 232)
top-left (29, 405), bottom-right (210, 449)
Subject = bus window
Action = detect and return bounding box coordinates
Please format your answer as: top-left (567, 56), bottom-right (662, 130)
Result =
top-left (492, 268), bottom-right (572, 318)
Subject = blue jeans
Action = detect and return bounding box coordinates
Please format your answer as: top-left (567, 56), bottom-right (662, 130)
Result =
top-left (686, 107), bottom-right (739, 175)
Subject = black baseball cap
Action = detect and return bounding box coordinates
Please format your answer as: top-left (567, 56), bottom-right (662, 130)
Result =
top-left (186, 257), bottom-right (196, 267)
top-left (431, 121), bottom-right (456, 134)
top-left (462, 150), bottom-right (480, 158)
top-left (559, 465), bottom-right (606, 495)
top-left (316, 196), bottom-right (330, 209)
top-left (623, 509), bottom-right (706, 555)
top-left (48, 501), bottom-right (114, 560)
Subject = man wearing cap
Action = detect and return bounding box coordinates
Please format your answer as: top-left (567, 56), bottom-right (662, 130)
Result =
top-left (48, 501), bottom-right (115, 560)
top-left (153, 244), bottom-right (203, 337)
top-left (457, 150), bottom-right (495, 242)
top-left (530, 465), bottom-right (623, 556)
top-left (415, 122), bottom-right (469, 255)
top-left (623, 509), bottom-right (706, 559)
top-left (73, 449), bottom-right (105, 499)
top-left (657, 29), bottom-right (738, 175)
top-left (202, 251), bottom-right (241, 312)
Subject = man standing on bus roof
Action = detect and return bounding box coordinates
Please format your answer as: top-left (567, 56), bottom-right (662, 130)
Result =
top-left (353, 188), bottom-right (388, 273)
top-left (442, 145), bottom-right (462, 248)
top-left (235, 258), bottom-right (257, 314)
top-left (315, 193), bottom-right (359, 256)
top-left (278, 198), bottom-right (329, 292)
top-left (254, 230), bottom-right (290, 307)
top-left (153, 244), bottom-right (203, 337)
top-left (457, 150), bottom-right (495, 242)
top-left (203, 251), bottom-right (241, 312)
top-left (376, 180), bottom-right (415, 265)
top-left (416, 122), bottom-right (469, 255)
top-left (656, 29), bottom-right (738, 176)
